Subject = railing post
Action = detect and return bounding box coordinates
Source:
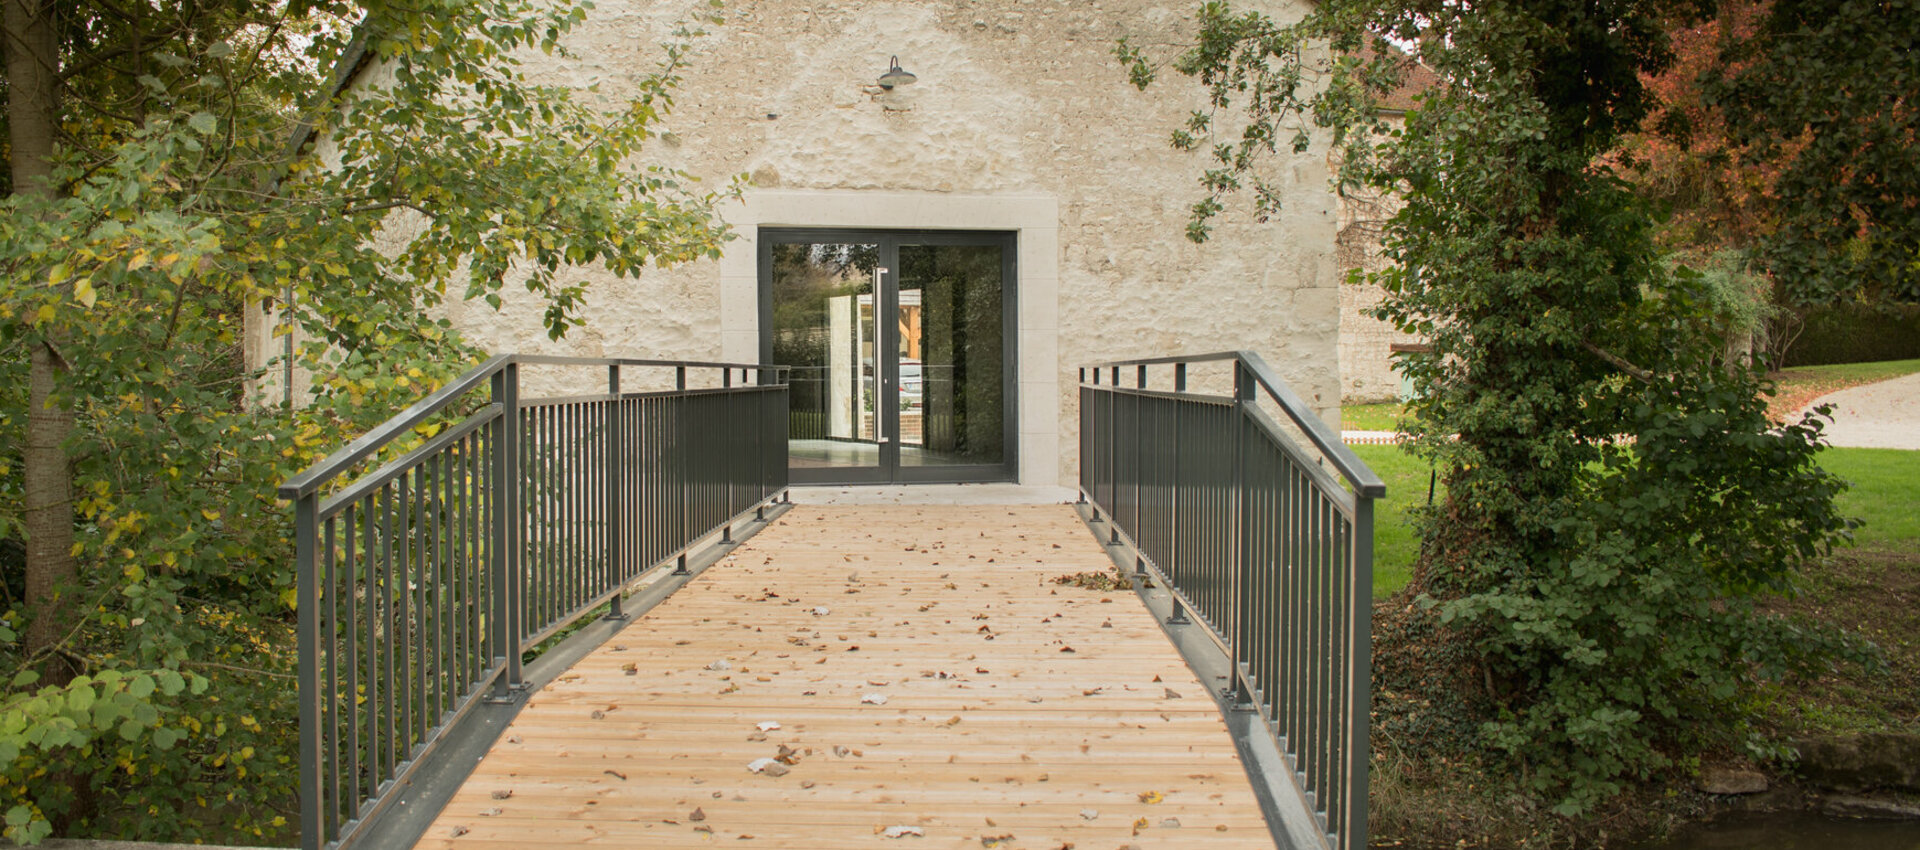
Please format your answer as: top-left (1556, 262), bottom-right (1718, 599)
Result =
top-left (489, 361), bottom-right (525, 696)
top-left (1349, 493), bottom-right (1375, 850)
top-left (295, 494), bottom-right (322, 850)
top-left (606, 364), bottom-right (629, 621)
top-left (1231, 360), bottom-right (1255, 708)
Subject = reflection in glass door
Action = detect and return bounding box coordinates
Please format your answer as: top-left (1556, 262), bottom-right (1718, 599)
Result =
top-left (762, 231), bottom-right (1015, 484)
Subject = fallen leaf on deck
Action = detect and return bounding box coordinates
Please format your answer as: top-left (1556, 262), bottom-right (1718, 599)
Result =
top-left (479, 808), bottom-right (502, 817)
top-left (449, 825), bottom-right (469, 837)
top-left (1163, 688), bottom-right (1184, 699)
top-left (861, 693), bottom-right (888, 705)
top-left (707, 660), bottom-right (731, 671)
top-left (981, 835), bottom-right (1015, 847)
top-left (746, 757), bottom-right (789, 776)
top-left (603, 769), bottom-right (627, 780)
top-left (812, 607), bottom-right (830, 616)
top-left (689, 807), bottom-right (706, 821)
top-left (489, 789), bottom-right (512, 800)
top-left (1160, 817), bottom-right (1181, 828)
top-left (881, 825), bottom-right (925, 838)
top-left (1079, 808), bottom-right (1099, 821)
top-left (1138, 790), bottom-right (1164, 804)
top-left (1132, 817), bottom-right (1150, 835)
top-left (757, 721), bottom-right (781, 731)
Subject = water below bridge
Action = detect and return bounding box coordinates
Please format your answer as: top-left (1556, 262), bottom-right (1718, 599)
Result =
top-left (1629, 809), bottom-right (1920, 849)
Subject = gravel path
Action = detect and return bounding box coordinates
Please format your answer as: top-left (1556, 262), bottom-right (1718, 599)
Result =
top-left (1799, 371), bottom-right (1920, 449)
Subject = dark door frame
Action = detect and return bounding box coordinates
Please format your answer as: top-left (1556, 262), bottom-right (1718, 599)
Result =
top-left (758, 228), bottom-right (1019, 485)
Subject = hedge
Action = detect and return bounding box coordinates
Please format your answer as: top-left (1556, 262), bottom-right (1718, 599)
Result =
top-left (1783, 302), bottom-right (1920, 366)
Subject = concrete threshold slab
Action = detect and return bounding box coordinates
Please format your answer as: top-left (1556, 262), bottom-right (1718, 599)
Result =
top-left (788, 482), bottom-right (1079, 505)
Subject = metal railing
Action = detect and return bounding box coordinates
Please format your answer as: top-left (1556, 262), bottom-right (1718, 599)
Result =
top-left (281, 355), bottom-right (788, 850)
top-left (1078, 351), bottom-right (1382, 850)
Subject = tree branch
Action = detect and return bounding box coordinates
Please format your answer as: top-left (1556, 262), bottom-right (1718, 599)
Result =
top-left (1582, 339), bottom-right (1655, 382)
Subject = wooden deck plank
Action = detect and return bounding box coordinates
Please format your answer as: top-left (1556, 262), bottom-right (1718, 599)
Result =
top-left (415, 505), bottom-right (1272, 850)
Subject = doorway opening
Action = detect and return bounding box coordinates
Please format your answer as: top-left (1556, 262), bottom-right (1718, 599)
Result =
top-left (760, 229), bottom-right (1017, 484)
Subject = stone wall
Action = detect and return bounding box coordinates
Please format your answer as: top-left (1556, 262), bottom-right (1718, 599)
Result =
top-left (1333, 154), bottom-right (1421, 406)
top-left (276, 0), bottom-right (1344, 485)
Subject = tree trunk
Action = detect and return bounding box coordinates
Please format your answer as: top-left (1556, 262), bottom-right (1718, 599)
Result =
top-left (5, 0), bottom-right (58, 193)
top-left (7, 0), bottom-right (76, 683)
top-left (23, 344), bottom-right (74, 677)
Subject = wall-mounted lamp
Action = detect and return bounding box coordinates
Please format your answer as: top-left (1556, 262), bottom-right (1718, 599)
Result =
top-left (877, 55), bottom-right (917, 89)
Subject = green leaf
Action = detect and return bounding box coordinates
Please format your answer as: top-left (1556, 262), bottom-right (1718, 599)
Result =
top-left (129, 674), bottom-right (155, 700)
top-left (67, 684), bottom-right (95, 714)
top-left (188, 112), bottom-right (217, 135)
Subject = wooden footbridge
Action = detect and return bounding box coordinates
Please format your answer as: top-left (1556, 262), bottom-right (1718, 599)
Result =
top-left (282, 354), bottom-right (1382, 850)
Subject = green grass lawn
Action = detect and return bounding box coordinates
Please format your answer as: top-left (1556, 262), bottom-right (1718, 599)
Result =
top-left (1349, 442), bottom-right (1918, 599)
top-left (1342, 401), bottom-right (1406, 432)
top-left (1821, 447), bottom-right (1920, 551)
top-left (1778, 357), bottom-right (1920, 386)
top-left (1349, 443), bottom-right (1437, 598)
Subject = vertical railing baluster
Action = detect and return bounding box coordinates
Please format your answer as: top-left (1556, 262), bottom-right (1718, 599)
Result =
top-left (343, 502), bottom-right (361, 831)
top-left (295, 492), bottom-right (321, 850)
top-left (608, 367), bottom-right (626, 619)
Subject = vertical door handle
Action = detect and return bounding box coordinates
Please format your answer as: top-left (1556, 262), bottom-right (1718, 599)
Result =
top-left (873, 267), bottom-right (890, 444)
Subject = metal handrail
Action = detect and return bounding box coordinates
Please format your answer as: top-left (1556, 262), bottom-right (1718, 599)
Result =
top-left (283, 355), bottom-right (788, 499)
top-left (1080, 350), bottom-right (1385, 498)
top-left (282, 354), bottom-right (789, 850)
top-left (1078, 351), bottom-right (1378, 850)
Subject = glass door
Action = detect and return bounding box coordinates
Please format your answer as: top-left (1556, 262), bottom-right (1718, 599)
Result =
top-left (762, 230), bottom-right (1016, 484)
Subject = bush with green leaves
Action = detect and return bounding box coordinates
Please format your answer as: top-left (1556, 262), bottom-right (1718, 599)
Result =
top-left (1123, 0), bottom-right (1871, 815)
top-left (2, 0), bottom-right (733, 842)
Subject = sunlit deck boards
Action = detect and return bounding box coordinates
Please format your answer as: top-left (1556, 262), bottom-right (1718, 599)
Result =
top-left (415, 504), bottom-right (1273, 849)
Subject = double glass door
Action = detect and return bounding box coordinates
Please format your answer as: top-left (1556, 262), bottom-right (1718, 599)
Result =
top-left (762, 230), bottom-right (1016, 484)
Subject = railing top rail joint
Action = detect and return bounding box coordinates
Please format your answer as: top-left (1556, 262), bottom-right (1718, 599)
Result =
top-left (1078, 349), bottom-right (1387, 499)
